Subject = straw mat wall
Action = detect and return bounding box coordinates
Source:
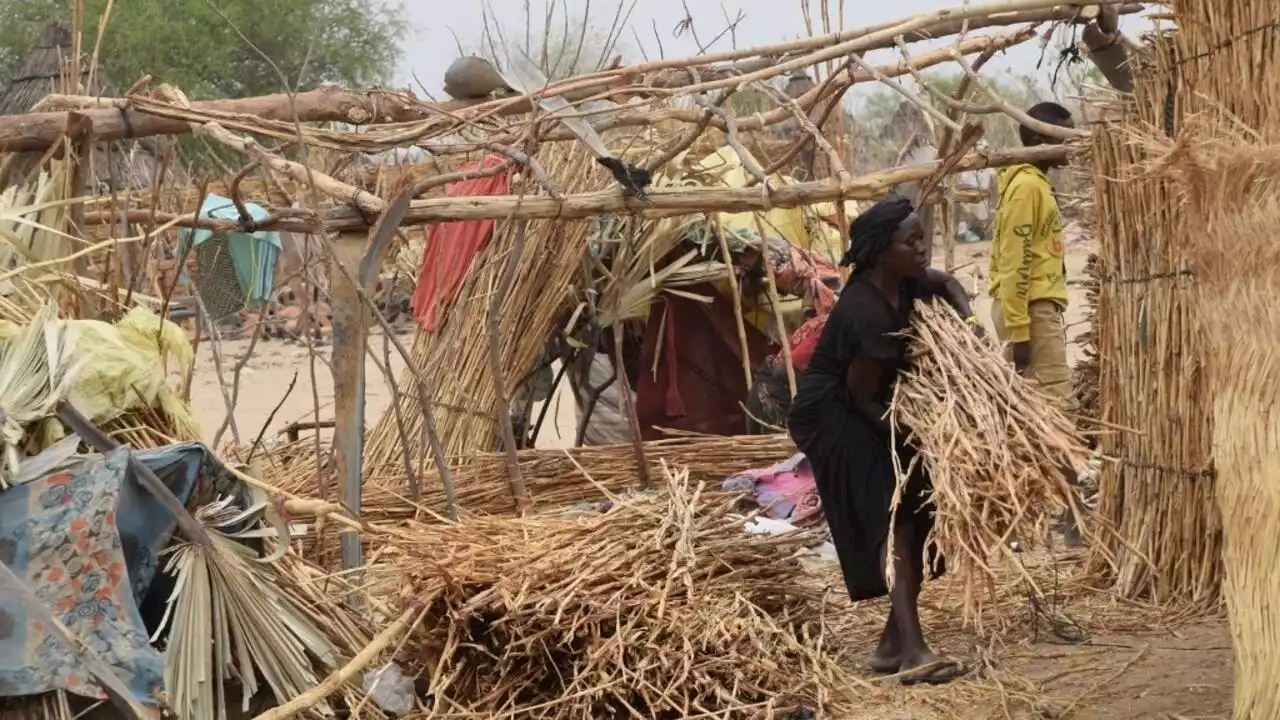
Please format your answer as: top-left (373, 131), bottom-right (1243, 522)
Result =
top-left (1092, 0), bottom-right (1280, 712)
top-left (1148, 0), bottom-right (1280, 714)
top-left (361, 140), bottom-right (609, 487)
top-left (1088, 44), bottom-right (1220, 607)
top-left (1176, 146), bottom-right (1280, 720)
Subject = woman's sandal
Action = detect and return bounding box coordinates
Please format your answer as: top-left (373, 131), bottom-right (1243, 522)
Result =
top-left (899, 659), bottom-right (970, 686)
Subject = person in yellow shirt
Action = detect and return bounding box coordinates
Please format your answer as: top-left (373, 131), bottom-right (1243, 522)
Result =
top-left (990, 101), bottom-right (1082, 544)
top-left (989, 101), bottom-right (1074, 400)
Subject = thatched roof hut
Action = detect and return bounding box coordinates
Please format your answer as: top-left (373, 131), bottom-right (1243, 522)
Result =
top-left (0, 21), bottom-right (163, 191)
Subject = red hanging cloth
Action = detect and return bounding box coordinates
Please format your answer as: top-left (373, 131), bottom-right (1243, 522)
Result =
top-left (411, 154), bottom-right (511, 331)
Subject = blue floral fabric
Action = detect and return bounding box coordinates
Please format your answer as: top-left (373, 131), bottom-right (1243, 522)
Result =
top-left (0, 449), bottom-right (163, 702)
top-left (0, 443), bottom-right (212, 704)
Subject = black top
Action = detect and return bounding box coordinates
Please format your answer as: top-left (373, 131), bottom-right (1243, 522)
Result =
top-left (788, 275), bottom-right (932, 446)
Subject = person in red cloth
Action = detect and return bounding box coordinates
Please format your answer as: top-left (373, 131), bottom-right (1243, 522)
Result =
top-left (634, 233), bottom-right (844, 438)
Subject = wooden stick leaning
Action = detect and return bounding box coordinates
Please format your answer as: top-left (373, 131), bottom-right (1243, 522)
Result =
top-left (714, 214), bottom-right (755, 391)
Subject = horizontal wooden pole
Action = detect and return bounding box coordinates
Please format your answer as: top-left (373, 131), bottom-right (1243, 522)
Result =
top-left (0, 86), bottom-right (445, 153)
top-left (82, 144), bottom-right (1068, 232)
top-left (519, 29), bottom-right (1034, 151)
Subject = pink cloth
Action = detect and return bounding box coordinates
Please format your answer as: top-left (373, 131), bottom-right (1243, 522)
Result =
top-left (723, 453), bottom-right (822, 524)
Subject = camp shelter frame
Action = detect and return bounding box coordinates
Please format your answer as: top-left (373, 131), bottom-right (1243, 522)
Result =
top-left (0, 0), bottom-right (1143, 576)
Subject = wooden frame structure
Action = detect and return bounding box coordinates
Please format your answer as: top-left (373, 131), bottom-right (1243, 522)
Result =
top-left (0, 0), bottom-right (1142, 578)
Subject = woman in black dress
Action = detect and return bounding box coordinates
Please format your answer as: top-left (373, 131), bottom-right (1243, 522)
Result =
top-left (788, 196), bottom-right (979, 684)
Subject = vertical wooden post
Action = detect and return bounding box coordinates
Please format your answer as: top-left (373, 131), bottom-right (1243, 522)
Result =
top-left (615, 217), bottom-right (651, 490)
top-left (942, 181), bottom-right (957, 273)
top-left (64, 112), bottom-right (96, 316)
top-left (329, 189), bottom-right (409, 571)
top-left (485, 220), bottom-right (530, 513)
top-left (330, 229), bottom-right (368, 572)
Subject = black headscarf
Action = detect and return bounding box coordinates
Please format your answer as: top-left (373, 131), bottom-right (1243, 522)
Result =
top-left (840, 195), bottom-right (914, 275)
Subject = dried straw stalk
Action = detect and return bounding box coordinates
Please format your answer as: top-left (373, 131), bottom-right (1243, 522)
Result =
top-left (891, 302), bottom-right (1092, 626)
top-left (270, 434), bottom-right (796, 521)
top-left (365, 465), bottom-right (865, 717)
top-left (1160, 0), bottom-right (1280, 709)
top-left (362, 138), bottom-right (612, 484)
top-left (1070, 253), bottom-right (1100, 441)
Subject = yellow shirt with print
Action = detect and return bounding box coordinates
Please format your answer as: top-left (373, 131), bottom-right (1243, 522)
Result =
top-left (988, 164), bottom-right (1068, 343)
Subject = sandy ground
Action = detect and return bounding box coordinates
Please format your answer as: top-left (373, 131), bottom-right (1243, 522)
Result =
top-left (966, 617), bottom-right (1232, 718)
top-left (186, 332), bottom-right (582, 451)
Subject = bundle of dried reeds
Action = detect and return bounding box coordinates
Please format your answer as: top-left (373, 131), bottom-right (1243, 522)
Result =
top-left (1142, 116), bottom-right (1280, 718)
top-left (1163, 5), bottom-right (1280, 709)
top-left (1086, 42), bottom-right (1221, 607)
top-left (362, 137), bottom-right (615, 483)
top-left (891, 302), bottom-right (1091, 624)
top-left (368, 465), bottom-right (863, 717)
top-left (269, 434), bottom-right (797, 520)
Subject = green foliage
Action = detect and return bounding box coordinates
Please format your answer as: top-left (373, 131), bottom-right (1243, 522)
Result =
top-left (0, 0), bottom-right (406, 99)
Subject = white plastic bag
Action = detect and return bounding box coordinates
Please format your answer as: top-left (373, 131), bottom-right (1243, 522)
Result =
top-left (361, 664), bottom-right (415, 716)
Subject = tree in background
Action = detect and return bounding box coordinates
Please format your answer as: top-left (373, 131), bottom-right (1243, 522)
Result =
top-left (0, 0), bottom-right (405, 99)
top-left (848, 69), bottom-right (1044, 173)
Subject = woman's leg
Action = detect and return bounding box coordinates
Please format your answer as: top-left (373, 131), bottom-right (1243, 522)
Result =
top-left (888, 517), bottom-right (939, 670)
top-left (890, 517), bottom-right (966, 684)
top-left (869, 607), bottom-right (901, 672)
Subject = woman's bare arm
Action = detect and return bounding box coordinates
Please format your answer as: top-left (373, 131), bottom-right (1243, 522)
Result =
top-left (919, 268), bottom-right (975, 319)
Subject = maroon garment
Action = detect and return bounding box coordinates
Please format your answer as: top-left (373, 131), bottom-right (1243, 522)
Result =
top-left (635, 284), bottom-right (777, 438)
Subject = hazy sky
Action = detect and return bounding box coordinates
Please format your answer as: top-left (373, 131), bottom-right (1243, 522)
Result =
top-left (394, 0), bottom-right (1155, 103)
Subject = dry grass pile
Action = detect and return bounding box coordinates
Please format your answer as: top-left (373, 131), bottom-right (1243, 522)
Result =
top-left (266, 434), bottom-right (797, 521)
top-left (371, 466), bottom-right (863, 718)
top-left (891, 301), bottom-right (1093, 625)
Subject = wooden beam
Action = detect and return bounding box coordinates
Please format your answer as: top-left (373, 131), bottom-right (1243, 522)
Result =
top-left (82, 144), bottom-right (1070, 232)
top-left (0, 86), bottom-right (439, 153)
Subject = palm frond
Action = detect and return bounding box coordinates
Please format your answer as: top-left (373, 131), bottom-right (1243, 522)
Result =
top-left (159, 497), bottom-right (345, 720)
top-left (0, 302), bottom-right (80, 487)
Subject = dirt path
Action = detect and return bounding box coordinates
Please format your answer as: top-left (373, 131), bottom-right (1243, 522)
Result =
top-left (187, 330), bottom-right (580, 450)
top-left (1016, 620), bottom-right (1232, 719)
